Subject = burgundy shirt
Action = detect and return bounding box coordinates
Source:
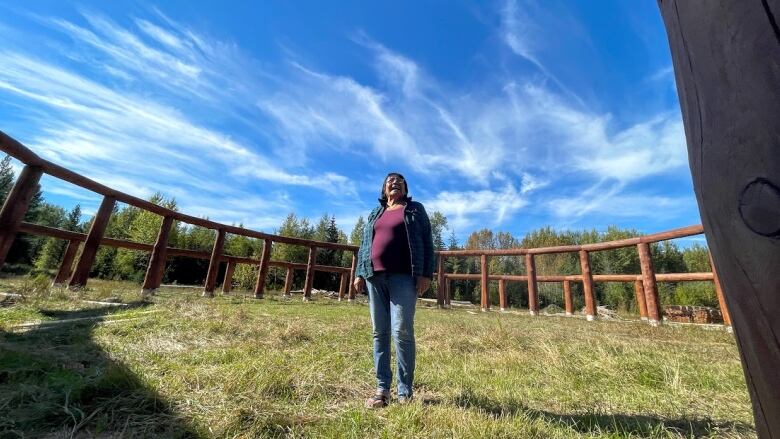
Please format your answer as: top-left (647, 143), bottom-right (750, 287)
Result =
top-left (371, 207), bottom-right (412, 274)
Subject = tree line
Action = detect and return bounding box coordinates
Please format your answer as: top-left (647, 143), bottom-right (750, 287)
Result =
top-left (1, 155), bottom-right (716, 311)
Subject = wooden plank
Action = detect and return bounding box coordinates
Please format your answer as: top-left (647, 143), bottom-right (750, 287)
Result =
top-left (0, 165), bottom-right (43, 267)
top-left (53, 240), bottom-right (79, 286)
top-left (525, 254), bottom-right (539, 315)
top-left (637, 242), bottom-right (660, 325)
top-left (68, 196), bottom-right (115, 288)
top-left (222, 261), bottom-right (236, 294)
top-left (658, 1), bottom-right (780, 433)
top-left (202, 229), bottom-right (226, 297)
top-left (579, 250), bottom-right (596, 321)
top-left (253, 239), bottom-right (273, 299)
top-left (303, 246), bottom-right (317, 301)
top-left (141, 215), bottom-right (173, 294)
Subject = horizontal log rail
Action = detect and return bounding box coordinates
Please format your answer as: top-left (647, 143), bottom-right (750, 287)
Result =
top-left (0, 131), bottom-right (729, 323)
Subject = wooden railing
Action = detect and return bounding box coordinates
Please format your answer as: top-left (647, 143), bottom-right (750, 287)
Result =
top-left (0, 131), bottom-right (730, 326)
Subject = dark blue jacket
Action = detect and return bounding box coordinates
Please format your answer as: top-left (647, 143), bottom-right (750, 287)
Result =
top-left (356, 200), bottom-right (434, 279)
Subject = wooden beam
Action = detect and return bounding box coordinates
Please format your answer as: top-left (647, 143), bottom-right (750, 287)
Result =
top-left (141, 215), bottom-right (173, 295)
top-left (348, 252), bottom-right (357, 301)
top-left (637, 242), bottom-right (660, 325)
top-left (68, 196), bottom-right (115, 289)
top-left (203, 229), bottom-right (226, 297)
top-left (634, 279), bottom-right (648, 321)
top-left (253, 239), bottom-right (272, 299)
top-left (709, 253), bottom-right (731, 327)
top-left (498, 279), bottom-right (507, 311)
top-left (53, 240), bottom-right (79, 286)
top-left (563, 280), bottom-right (573, 316)
top-left (283, 266), bottom-right (293, 297)
top-left (437, 255), bottom-right (445, 308)
top-left (222, 261), bottom-right (236, 294)
top-left (338, 272), bottom-right (347, 301)
top-left (525, 253), bottom-right (539, 316)
top-left (579, 250), bottom-right (596, 321)
top-left (480, 254), bottom-right (489, 311)
top-left (303, 246), bottom-right (317, 301)
top-left (0, 165), bottom-right (43, 267)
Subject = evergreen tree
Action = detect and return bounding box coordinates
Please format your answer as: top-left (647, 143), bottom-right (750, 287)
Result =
top-left (0, 155), bottom-right (14, 203)
top-left (349, 216), bottom-right (365, 246)
top-left (429, 211), bottom-right (448, 250)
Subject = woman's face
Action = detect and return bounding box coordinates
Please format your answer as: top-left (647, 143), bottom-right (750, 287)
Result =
top-left (384, 175), bottom-right (406, 199)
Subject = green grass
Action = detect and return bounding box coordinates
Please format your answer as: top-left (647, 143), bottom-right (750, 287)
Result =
top-left (0, 276), bottom-right (754, 438)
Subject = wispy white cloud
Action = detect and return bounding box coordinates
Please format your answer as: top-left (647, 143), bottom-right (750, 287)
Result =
top-left (425, 184), bottom-right (528, 232)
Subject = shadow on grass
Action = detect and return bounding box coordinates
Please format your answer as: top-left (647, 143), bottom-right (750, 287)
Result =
top-left (454, 389), bottom-right (754, 437)
top-left (0, 301), bottom-right (199, 437)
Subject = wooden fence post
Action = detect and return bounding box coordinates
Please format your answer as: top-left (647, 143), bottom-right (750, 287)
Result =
top-left (141, 215), bottom-right (173, 295)
top-left (203, 228), bottom-right (226, 297)
top-left (283, 266), bottom-right (293, 297)
top-left (303, 246), bottom-right (317, 301)
top-left (525, 254), bottom-right (539, 316)
top-left (338, 272), bottom-right (347, 301)
top-left (68, 196), bottom-right (115, 289)
top-left (579, 250), bottom-right (596, 321)
top-left (445, 278), bottom-right (451, 307)
top-left (634, 279), bottom-right (648, 321)
top-left (0, 165), bottom-right (43, 267)
top-left (437, 254), bottom-right (445, 308)
top-left (480, 254), bottom-right (489, 311)
top-left (53, 240), bottom-right (79, 286)
top-left (563, 280), bottom-right (573, 316)
top-left (348, 252), bottom-right (357, 301)
top-left (498, 279), bottom-right (507, 311)
top-left (254, 239), bottom-right (272, 299)
top-left (709, 253), bottom-right (731, 328)
top-left (658, 2), bottom-right (780, 433)
top-left (222, 261), bottom-right (236, 294)
top-left (637, 242), bottom-right (660, 325)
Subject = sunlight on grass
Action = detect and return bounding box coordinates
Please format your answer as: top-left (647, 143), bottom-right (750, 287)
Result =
top-left (0, 277), bottom-right (755, 438)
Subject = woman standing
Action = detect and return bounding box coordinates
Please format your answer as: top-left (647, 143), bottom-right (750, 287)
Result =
top-left (354, 172), bottom-right (434, 408)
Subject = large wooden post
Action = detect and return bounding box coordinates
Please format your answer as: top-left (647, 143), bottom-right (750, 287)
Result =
top-left (283, 266), bottom-right (293, 297)
top-left (563, 280), bottom-right (573, 316)
top-left (203, 228), bottom-right (226, 297)
top-left (480, 254), bottom-right (489, 311)
top-left (222, 261), bottom-right (236, 294)
top-left (659, 2), bottom-right (780, 434)
top-left (53, 240), bottom-right (79, 286)
top-left (141, 215), bottom-right (173, 295)
top-left (338, 272), bottom-right (347, 301)
top-left (0, 165), bottom-right (43, 267)
top-left (498, 279), bottom-right (507, 311)
top-left (253, 239), bottom-right (272, 299)
top-left (303, 246), bottom-right (317, 301)
top-left (68, 196), bottom-right (115, 289)
top-left (634, 279), bottom-right (648, 321)
top-left (525, 254), bottom-right (539, 316)
top-left (579, 250), bottom-right (596, 321)
top-left (437, 254), bottom-right (445, 308)
top-left (445, 278), bottom-right (451, 306)
top-left (348, 252), bottom-right (357, 301)
top-left (637, 243), bottom-right (660, 325)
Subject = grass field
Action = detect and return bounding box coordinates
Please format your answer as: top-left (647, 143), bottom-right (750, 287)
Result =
top-left (0, 276), bottom-right (755, 438)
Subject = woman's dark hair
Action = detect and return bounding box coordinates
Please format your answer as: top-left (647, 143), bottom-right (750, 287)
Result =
top-left (378, 172), bottom-right (411, 205)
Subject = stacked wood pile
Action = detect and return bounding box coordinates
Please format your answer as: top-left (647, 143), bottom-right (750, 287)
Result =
top-left (663, 305), bottom-right (723, 324)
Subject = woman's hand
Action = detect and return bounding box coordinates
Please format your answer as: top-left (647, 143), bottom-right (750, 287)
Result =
top-left (416, 276), bottom-right (431, 297)
top-left (353, 276), bottom-right (366, 294)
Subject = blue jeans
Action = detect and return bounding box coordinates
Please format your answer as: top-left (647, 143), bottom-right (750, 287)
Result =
top-left (367, 272), bottom-right (417, 398)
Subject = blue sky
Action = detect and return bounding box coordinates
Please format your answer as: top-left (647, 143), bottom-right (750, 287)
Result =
top-left (0, 1), bottom-right (701, 243)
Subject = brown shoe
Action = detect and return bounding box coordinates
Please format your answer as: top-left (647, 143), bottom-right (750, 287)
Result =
top-left (365, 389), bottom-right (390, 409)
